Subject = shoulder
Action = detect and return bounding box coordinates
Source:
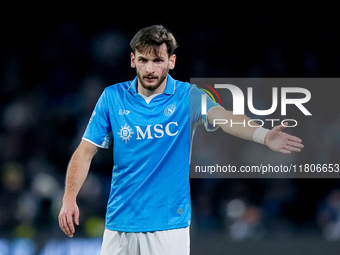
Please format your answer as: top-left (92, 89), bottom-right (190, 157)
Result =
top-left (172, 78), bottom-right (205, 102)
top-left (104, 80), bottom-right (133, 94)
top-left (95, 80), bottom-right (134, 107)
top-left (173, 78), bottom-right (200, 94)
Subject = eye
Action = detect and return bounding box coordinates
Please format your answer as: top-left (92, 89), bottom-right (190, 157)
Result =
top-left (139, 58), bottom-right (147, 63)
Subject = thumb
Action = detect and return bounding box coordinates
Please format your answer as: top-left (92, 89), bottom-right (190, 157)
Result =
top-left (275, 122), bottom-right (288, 132)
top-left (74, 207), bottom-right (80, 226)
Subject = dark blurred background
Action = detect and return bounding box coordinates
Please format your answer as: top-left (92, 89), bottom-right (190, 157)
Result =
top-left (1, 8), bottom-right (340, 255)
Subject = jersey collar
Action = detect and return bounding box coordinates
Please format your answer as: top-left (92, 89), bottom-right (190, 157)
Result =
top-left (128, 74), bottom-right (176, 95)
top-left (163, 74), bottom-right (176, 95)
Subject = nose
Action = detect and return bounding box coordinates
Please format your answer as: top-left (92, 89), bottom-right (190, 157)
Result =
top-left (145, 62), bottom-right (154, 74)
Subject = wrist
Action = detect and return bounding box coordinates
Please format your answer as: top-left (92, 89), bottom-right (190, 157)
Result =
top-left (253, 127), bottom-right (270, 145)
top-left (62, 193), bottom-right (77, 204)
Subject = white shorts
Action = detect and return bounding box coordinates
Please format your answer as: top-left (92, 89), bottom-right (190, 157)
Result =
top-left (100, 227), bottom-right (190, 255)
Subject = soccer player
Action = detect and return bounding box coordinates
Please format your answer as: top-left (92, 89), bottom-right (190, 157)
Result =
top-left (58, 25), bottom-right (303, 254)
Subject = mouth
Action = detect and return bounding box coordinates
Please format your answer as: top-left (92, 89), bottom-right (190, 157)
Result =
top-left (143, 76), bottom-right (158, 83)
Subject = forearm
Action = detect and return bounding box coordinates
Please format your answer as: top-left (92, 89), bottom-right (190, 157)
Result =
top-left (63, 141), bottom-right (98, 202)
top-left (219, 114), bottom-right (259, 141)
top-left (208, 107), bottom-right (259, 141)
top-left (63, 154), bottom-right (90, 201)
top-left (207, 107), bottom-right (304, 153)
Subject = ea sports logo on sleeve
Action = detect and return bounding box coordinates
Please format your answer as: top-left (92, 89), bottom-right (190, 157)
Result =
top-left (164, 104), bottom-right (176, 116)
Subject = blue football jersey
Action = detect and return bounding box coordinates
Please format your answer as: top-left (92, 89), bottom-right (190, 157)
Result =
top-left (82, 75), bottom-right (219, 232)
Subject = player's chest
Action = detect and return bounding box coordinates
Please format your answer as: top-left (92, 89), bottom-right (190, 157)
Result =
top-left (109, 95), bottom-right (189, 142)
top-left (112, 94), bottom-right (188, 124)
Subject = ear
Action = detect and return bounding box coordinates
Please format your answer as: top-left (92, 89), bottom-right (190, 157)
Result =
top-left (130, 52), bottom-right (136, 68)
top-left (169, 54), bottom-right (176, 70)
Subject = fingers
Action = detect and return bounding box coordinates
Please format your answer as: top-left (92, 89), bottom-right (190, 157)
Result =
top-left (280, 138), bottom-right (304, 153)
top-left (288, 140), bottom-right (304, 149)
top-left (285, 145), bottom-right (301, 153)
top-left (278, 124), bottom-right (304, 153)
top-left (67, 214), bottom-right (75, 236)
top-left (277, 124), bottom-right (303, 142)
top-left (279, 148), bottom-right (291, 154)
top-left (286, 134), bottom-right (303, 143)
top-left (267, 123), bottom-right (304, 154)
top-left (74, 209), bottom-right (80, 226)
top-left (59, 214), bottom-right (74, 237)
top-left (279, 143), bottom-right (302, 153)
top-left (58, 207), bottom-right (79, 238)
top-left (286, 133), bottom-right (304, 150)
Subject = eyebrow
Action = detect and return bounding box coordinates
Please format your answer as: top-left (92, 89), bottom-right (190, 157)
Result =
top-left (137, 55), bottom-right (164, 61)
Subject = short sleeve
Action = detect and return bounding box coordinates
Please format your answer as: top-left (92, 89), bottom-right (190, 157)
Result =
top-left (190, 85), bottom-right (221, 131)
top-left (82, 89), bottom-right (113, 148)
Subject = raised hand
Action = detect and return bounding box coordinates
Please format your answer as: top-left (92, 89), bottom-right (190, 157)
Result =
top-left (265, 123), bottom-right (304, 154)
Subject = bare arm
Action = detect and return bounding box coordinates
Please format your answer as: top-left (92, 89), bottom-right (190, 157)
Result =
top-left (207, 106), bottom-right (258, 141)
top-left (58, 140), bottom-right (98, 237)
top-left (207, 107), bottom-right (304, 154)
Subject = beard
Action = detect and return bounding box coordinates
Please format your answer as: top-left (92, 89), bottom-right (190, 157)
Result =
top-left (137, 67), bottom-right (169, 91)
